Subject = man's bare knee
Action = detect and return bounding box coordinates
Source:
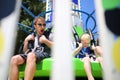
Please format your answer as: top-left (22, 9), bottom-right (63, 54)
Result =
top-left (27, 52), bottom-right (36, 63)
top-left (10, 55), bottom-right (24, 65)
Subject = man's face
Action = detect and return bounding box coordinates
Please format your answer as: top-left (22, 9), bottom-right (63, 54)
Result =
top-left (34, 19), bottom-right (46, 36)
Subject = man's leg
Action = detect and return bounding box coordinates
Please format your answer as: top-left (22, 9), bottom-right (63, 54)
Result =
top-left (83, 57), bottom-right (94, 80)
top-left (24, 52), bottom-right (36, 80)
top-left (9, 55), bottom-right (25, 80)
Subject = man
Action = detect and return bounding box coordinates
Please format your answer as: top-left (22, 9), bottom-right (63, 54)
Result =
top-left (73, 33), bottom-right (103, 80)
top-left (9, 17), bottom-right (53, 80)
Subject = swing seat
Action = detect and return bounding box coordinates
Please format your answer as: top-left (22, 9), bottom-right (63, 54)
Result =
top-left (19, 58), bottom-right (102, 78)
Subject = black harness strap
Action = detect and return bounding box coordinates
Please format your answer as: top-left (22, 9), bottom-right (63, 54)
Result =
top-left (72, 27), bottom-right (80, 48)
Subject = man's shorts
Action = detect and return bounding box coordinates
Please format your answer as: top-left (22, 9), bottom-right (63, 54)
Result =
top-left (20, 52), bottom-right (51, 63)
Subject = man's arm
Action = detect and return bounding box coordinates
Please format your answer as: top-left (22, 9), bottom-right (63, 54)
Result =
top-left (23, 35), bottom-right (35, 53)
top-left (39, 35), bottom-right (53, 48)
top-left (23, 39), bottom-right (29, 53)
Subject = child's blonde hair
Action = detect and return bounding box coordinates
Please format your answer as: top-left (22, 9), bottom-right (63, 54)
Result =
top-left (80, 33), bottom-right (90, 42)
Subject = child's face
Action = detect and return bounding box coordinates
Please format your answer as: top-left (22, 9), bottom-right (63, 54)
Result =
top-left (81, 39), bottom-right (90, 47)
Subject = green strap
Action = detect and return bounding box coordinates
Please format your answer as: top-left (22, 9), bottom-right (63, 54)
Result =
top-left (102, 0), bottom-right (120, 10)
top-left (73, 26), bottom-right (83, 38)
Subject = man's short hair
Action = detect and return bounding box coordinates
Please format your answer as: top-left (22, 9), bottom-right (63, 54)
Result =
top-left (33, 17), bottom-right (45, 25)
